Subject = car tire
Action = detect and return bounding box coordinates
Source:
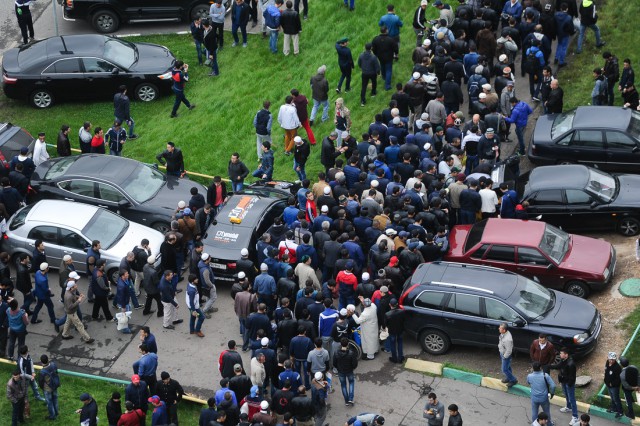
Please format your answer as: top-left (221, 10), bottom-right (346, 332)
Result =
top-left (419, 329), bottom-right (450, 355)
top-left (29, 89), bottom-right (54, 108)
top-left (618, 217), bottom-right (640, 236)
top-left (108, 268), bottom-right (119, 286)
top-left (556, 160), bottom-right (575, 165)
top-left (152, 222), bottom-right (171, 233)
top-left (190, 3), bottom-right (210, 20)
top-left (564, 280), bottom-right (589, 299)
top-left (135, 83), bottom-right (159, 102)
top-left (91, 9), bottom-right (120, 33)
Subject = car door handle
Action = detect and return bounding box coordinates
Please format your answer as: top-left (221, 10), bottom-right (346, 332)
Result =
top-left (63, 251), bottom-right (73, 254)
top-left (98, 205), bottom-right (107, 208)
top-left (516, 267), bottom-right (527, 272)
top-left (64, 198), bottom-right (75, 201)
top-left (444, 318), bottom-right (454, 323)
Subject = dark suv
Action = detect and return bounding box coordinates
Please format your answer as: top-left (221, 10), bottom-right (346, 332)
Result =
top-left (63, 0), bottom-right (231, 33)
top-left (399, 262), bottom-right (601, 357)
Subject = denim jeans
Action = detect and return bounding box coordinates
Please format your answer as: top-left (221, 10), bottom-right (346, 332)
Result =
top-left (531, 398), bottom-right (551, 425)
top-left (231, 181), bottom-right (244, 193)
top-left (555, 36), bottom-right (569, 65)
top-left (388, 333), bottom-right (403, 362)
top-left (562, 382), bottom-right (578, 418)
top-left (293, 160), bottom-right (306, 181)
top-left (464, 155), bottom-right (479, 175)
top-left (209, 50), bottom-right (219, 75)
top-left (110, 149), bottom-right (122, 156)
top-left (310, 99), bottom-right (329, 122)
top-left (577, 23), bottom-right (602, 53)
top-left (623, 387), bottom-right (636, 418)
top-left (338, 293), bottom-right (354, 310)
top-left (380, 61), bottom-right (393, 90)
top-left (194, 39), bottom-right (206, 64)
top-left (338, 373), bottom-right (355, 403)
top-left (44, 390), bottom-right (59, 419)
top-left (232, 22), bottom-right (247, 44)
top-left (608, 386), bottom-right (623, 415)
top-left (515, 125), bottom-right (525, 154)
top-left (27, 378), bottom-right (43, 399)
top-left (501, 355), bottom-right (517, 383)
top-left (256, 133), bottom-right (271, 159)
top-left (171, 88), bottom-right (191, 115)
top-left (189, 308), bottom-right (205, 333)
top-left (32, 296), bottom-right (56, 323)
top-left (269, 29), bottom-right (279, 53)
top-left (294, 360), bottom-right (310, 388)
top-left (127, 282), bottom-right (140, 308)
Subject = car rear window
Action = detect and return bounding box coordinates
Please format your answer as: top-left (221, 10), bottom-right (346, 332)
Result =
top-left (628, 111), bottom-right (640, 136)
top-left (9, 204), bottom-right (33, 231)
top-left (17, 41), bottom-right (47, 70)
top-left (464, 220), bottom-right (487, 253)
top-left (551, 110), bottom-right (575, 139)
top-left (44, 156), bottom-right (76, 179)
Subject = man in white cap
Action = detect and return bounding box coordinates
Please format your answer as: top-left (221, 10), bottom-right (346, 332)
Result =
top-left (604, 351), bottom-right (623, 418)
top-left (405, 72), bottom-right (426, 128)
top-left (254, 263), bottom-right (277, 314)
top-left (471, 92), bottom-right (489, 119)
top-left (58, 254), bottom-right (75, 303)
top-left (61, 275), bottom-right (94, 343)
top-left (293, 135), bottom-right (310, 181)
top-left (376, 228), bottom-right (396, 253)
top-left (467, 64), bottom-right (488, 111)
top-left (198, 253), bottom-right (218, 315)
top-left (352, 296), bottom-right (379, 360)
top-left (252, 399), bottom-right (275, 424)
top-left (414, 112), bottom-right (430, 134)
top-left (412, 0), bottom-right (429, 48)
top-left (478, 127), bottom-right (500, 165)
top-left (31, 262), bottom-right (56, 325)
top-left (312, 205), bottom-right (332, 233)
top-left (236, 248), bottom-right (258, 282)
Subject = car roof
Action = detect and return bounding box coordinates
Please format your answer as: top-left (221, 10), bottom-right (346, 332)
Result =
top-left (27, 199), bottom-right (98, 228)
top-left (45, 35), bottom-right (109, 58)
top-left (475, 218), bottom-right (545, 245)
top-left (572, 106), bottom-right (631, 131)
top-left (412, 261), bottom-right (518, 300)
top-left (216, 195), bottom-right (282, 229)
top-left (60, 154), bottom-right (140, 184)
top-left (527, 165), bottom-right (590, 191)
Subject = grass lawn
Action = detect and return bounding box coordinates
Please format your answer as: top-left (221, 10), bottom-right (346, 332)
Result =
top-left (0, 362), bottom-right (205, 423)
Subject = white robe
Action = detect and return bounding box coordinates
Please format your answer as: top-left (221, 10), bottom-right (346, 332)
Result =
top-left (353, 305), bottom-right (380, 355)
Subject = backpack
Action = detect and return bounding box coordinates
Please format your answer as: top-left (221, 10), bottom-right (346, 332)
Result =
top-left (264, 6), bottom-right (280, 29)
top-left (424, 73), bottom-right (439, 97)
top-left (525, 49), bottom-right (541, 73)
top-left (131, 246), bottom-right (148, 271)
top-left (468, 76), bottom-right (481, 101)
top-left (39, 363), bottom-right (61, 390)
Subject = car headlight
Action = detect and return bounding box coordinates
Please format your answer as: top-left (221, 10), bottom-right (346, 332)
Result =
top-left (603, 268), bottom-right (610, 280)
top-left (573, 333), bottom-right (588, 344)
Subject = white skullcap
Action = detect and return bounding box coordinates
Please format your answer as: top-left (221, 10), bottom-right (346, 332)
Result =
top-left (423, 142), bottom-right (431, 151)
top-left (371, 180), bottom-right (379, 188)
top-left (63, 255), bottom-right (72, 262)
top-left (40, 262), bottom-right (48, 271)
top-left (340, 308), bottom-right (348, 316)
top-left (240, 248), bottom-right (249, 256)
top-left (412, 71), bottom-right (421, 79)
top-left (341, 131), bottom-right (349, 139)
top-left (475, 65), bottom-right (483, 74)
top-left (261, 337), bottom-right (269, 346)
top-left (347, 304), bottom-right (356, 312)
top-left (482, 84), bottom-right (491, 91)
top-left (147, 255), bottom-right (156, 264)
top-left (321, 205), bottom-right (329, 212)
top-left (391, 108), bottom-right (399, 116)
top-left (201, 253), bottom-right (210, 261)
top-left (423, 38), bottom-right (431, 47)
top-left (238, 271), bottom-right (246, 279)
top-left (392, 117), bottom-right (401, 125)
top-left (314, 372), bottom-right (324, 381)
top-left (260, 263), bottom-right (268, 271)
top-left (66, 281), bottom-right (75, 289)
top-left (260, 401), bottom-right (269, 410)
top-left (479, 93), bottom-right (487, 99)
top-left (323, 186), bottom-right (331, 194)
top-left (178, 201), bottom-right (186, 208)
top-left (421, 112), bottom-right (429, 120)
top-left (294, 136), bottom-right (303, 143)
top-left (499, 54), bottom-right (508, 62)
top-left (362, 272), bottom-right (370, 281)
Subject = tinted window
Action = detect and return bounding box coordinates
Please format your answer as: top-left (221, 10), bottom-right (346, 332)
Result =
top-left (565, 189), bottom-right (591, 205)
top-left (452, 293), bottom-right (481, 316)
top-left (60, 228), bottom-right (89, 250)
top-left (607, 131), bottom-right (637, 149)
top-left (517, 247), bottom-right (550, 266)
top-left (9, 204), bottom-right (33, 231)
top-left (44, 157), bottom-right (76, 179)
top-left (530, 190), bottom-right (563, 205)
top-left (572, 130), bottom-right (604, 148)
top-left (485, 245), bottom-right (515, 263)
top-left (555, 132), bottom-right (573, 146)
top-left (97, 182), bottom-right (125, 203)
top-left (484, 298), bottom-right (520, 322)
top-left (59, 179), bottom-right (95, 198)
top-left (27, 226), bottom-right (58, 244)
top-left (49, 58), bottom-right (82, 74)
top-left (415, 291), bottom-right (447, 310)
top-left (256, 202), bottom-right (286, 237)
top-left (470, 243), bottom-right (490, 259)
top-left (82, 57), bottom-right (114, 73)
top-left (464, 220), bottom-right (487, 253)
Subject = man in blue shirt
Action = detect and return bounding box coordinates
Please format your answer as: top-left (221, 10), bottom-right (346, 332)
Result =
top-left (379, 4), bottom-right (403, 57)
top-left (133, 344), bottom-right (158, 392)
top-left (254, 264), bottom-right (277, 313)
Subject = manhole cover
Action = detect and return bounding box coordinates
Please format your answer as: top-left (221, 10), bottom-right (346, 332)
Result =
top-left (619, 278), bottom-right (640, 297)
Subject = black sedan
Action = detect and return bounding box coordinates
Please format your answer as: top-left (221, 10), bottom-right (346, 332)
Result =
top-left (2, 35), bottom-right (175, 108)
top-left (29, 154), bottom-right (207, 233)
top-left (522, 164), bottom-right (640, 236)
top-left (528, 106), bottom-right (640, 173)
top-left (0, 123), bottom-right (35, 167)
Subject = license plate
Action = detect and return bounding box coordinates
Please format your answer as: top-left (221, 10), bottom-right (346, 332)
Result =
top-left (212, 263), bottom-right (227, 270)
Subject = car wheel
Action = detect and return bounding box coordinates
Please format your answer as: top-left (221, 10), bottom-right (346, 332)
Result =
top-left (618, 217), bottom-right (640, 236)
top-left (108, 268), bottom-right (119, 286)
top-left (191, 3), bottom-right (210, 20)
top-left (564, 280), bottom-right (589, 299)
top-left (556, 160), bottom-right (575, 165)
top-left (152, 222), bottom-right (171, 233)
top-left (91, 9), bottom-right (120, 33)
top-left (135, 83), bottom-right (158, 102)
top-left (29, 89), bottom-right (54, 108)
top-left (419, 329), bottom-right (450, 355)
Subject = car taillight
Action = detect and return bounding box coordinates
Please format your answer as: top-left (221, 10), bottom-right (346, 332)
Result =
top-left (398, 283), bottom-right (419, 308)
top-left (227, 262), bottom-right (236, 269)
top-left (66, 0), bottom-right (73, 7)
top-left (3, 74), bottom-right (17, 84)
top-left (158, 71), bottom-right (172, 80)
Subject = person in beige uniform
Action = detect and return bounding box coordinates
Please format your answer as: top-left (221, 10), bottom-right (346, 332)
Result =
top-left (61, 275), bottom-right (94, 343)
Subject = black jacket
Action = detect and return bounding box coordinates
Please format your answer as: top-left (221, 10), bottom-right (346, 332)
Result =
top-left (280, 8), bottom-right (301, 34)
top-left (220, 350), bottom-right (243, 379)
top-left (385, 308), bottom-right (405, 335)
top-left (228, 160), bottom-right (250, 183)
top-left (142, 264), bottom-right (160, 295)
top-left (546, 87), bottom-right (564, 113)
top-left (550, 356), bottom-right (576, 386)
top-left (113, 92), bottom-right (131, 120)
top-left (80, 399), bottom-right (99, 426)
top-left (203, 26), bottom-right (218, 53)
top-left (16, 261), bottom-right (31, 294)
top-left (8, 171), bottom-right (28, 197)
top-left (320, 137), bottom-right (341, 168)
top-left (294, 141), bottom-right (310, 166)
top-left (357, 51), bottom-right (381, 76)
top-left (229, 374), bottom-right (253, 402)
top-left (57, 131), bottom-right (71, 157)
top-left (290, 395), bottom-right (315, 421)
top-left (333, 348), bottom-right (358, 374)
top-left (156, 148), bottom-right (185, 174)
top-left (154, 378), bottom-right (184, 405)
top-left (371, 33), bottom-right (398, 63)
top-left (604, 361), bottom-right (622, 388)
top-left (207, 181), bottom-right (228, 206)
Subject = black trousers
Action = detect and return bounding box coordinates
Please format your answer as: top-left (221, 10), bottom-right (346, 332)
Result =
top-left (92, 295), bottom-right (113, 320)
top-left (15, 7), bottom-right (34, 44)
top-left (143, 293), bottom-right (163, 316)
top-left (361, 73), bottom-right (378, 103)
top-left (294, 0), bottom-right (308, 17)
top-left (166, 403), bottom-right (179, 425)
top-left (212, 22), bottom-right (224, 48)
top-left (249, 0), bottom-right (258, 23)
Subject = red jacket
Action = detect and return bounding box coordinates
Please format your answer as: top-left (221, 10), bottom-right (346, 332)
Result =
top-left (117, 409), bottom-right (145, 426)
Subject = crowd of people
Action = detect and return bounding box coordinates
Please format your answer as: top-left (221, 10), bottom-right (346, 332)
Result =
top-left (4, 0), bottom-right (639, 425)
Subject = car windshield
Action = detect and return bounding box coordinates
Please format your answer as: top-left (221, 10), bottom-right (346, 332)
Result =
top-left (44, 156), bottom-right (77, 179)
top-left (584, 168), bottom-right (617, 203)
top-left (120, 164), bottom-right (165, 203)
top-left (550, 110), bottom-right (576, 139)
top-left (82, 209), bottom-right (128, 249)
top-left (628, 110), bottom-right (640, 135)
top-left (512, 276), bottom-right (555, 320)
top-left (464, 220), bottom-right (487, 253)
top-left (538, 224), bottom-right (570, 264)
top-left (103, 38), bottom-right (137, 69)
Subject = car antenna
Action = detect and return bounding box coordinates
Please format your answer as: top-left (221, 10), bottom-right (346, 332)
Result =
top-left (59, 36), bottom-right (73, 55)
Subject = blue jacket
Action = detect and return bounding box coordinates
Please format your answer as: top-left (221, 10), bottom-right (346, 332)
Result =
top-left (134, 352), bottom-right (158, 378)
top-left (527, 371), bottom-right (556, 403)
top-left (500, 189), bottom-right (519, 218)
top-left (254, 272), bottom-right (276, 296)
top-left (278, 369), bottom-right (301, 389)
top-left (383, 145), bottom-right (400, 166)
top-left (289, 335), bottom-right (314, 360)
top-left (505, 101), bottom-right (533, 127)
top-left (260, 150), bottom-right (274, 180)
top-left (373, 159), bottom-right (392, 180)
top-left (159, 277), bottom-right (177, 306)
top-left (215, 387), bottom-right (238, 406)
top-left (318, 308), bottom-right (338, 337)
top-left (142, 334), bottom-right (158, 353)
top-left (343, 165), bottom-right (361, 189)
top-left (312, 214), bottom-right (333, 233)
top-left (296, 244), bottom-right (318, 269)
top-left (554, 11), bottom-right (573, 38)
top-left (116, 277), bottom-right (130, 308)
top-left (263, 4), bottom-right (281, 29)
top-left (336, 43), bottom-right (354, 68)
top-left (502, 1), bottom-right (523, 22)
top-left (125, 382), bottom-right (149, 411)
top-left (342, 241), bottom-right (364, 269)
top-left (283, 206), bottom-right (300, 227)
top-left (34, 271), bottom-right (50, 299)
top-left (151, 401), bottom-right (168, 426)
top-left (379, 13), bottom-right (403, 37)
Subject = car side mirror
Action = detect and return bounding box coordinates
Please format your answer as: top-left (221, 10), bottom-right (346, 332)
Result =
top-left (513, 318), bottom-right (525, 327)
top-left (633, 146), bottom-right (640, 153)
top-left (111, 68), bottom-right (119, 75)
top-left (118, 199), bottom-right (131, 208)
top-left (546, 263), bottom-right (555, 270)
top-left (590, 201), bottom-right (598, 209)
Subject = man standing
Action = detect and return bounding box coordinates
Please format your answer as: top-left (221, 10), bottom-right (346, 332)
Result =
top-left (550, 347), bottom-right (578, 425)
top-left (358, 43), bottom-right (380, 107)
top-left (278, 96), bottom-right (301, 155)
top-left (527, 361), bottom-right (556, 425)
top-left (310, 66), bottom-right (330, 125)
top-left (61, 275), bottom-right (94, 343)
top-left (142, 257), bottom-right (164, 318)
top-left (423, 392), bottom-right (445, 426)
top-left (378, 4), bottom-right (403, 58)
top-left (252, 142), bottom-right (274, 181)
top-left (281, 1), bottom-right (301, 56)
top-left (125, 374), bottom-right (149, 420)
top-left (384, 298), bottom-right (405, 363)
top-left (159, 270), bottom-right (182, 330)
top-left (545, 80), bottom-right (564, 114)
top-left (412, 0), bottom-right (428, 47)
top-left (293, 136), bottom-right (310, 181)
top-left (498, 323), bottom-right (517, 387)
top-left (291, 89), bottom-right (315, 145)
top-left (105, 120), bottom-right (127, 156)
top-left (209, 0), bottom-right (226, 49)
top-left (231, 0), bottom-right (251, 48)
top-left (335, 38), bottom-right (354, 94)
top-left (14, 0), bottom-right (35, 46)
top-left (333, 337), bottom-right (358, 406)
top-left (604, 352), bottom-right (623, 419)
top-left (529, 334), bottom-right (555, 373)
top-left (56, 125), bottom-right (71, 157)
top-left (576, 0), bottom-right (605, 55)
top-left (77, 393), bottom-right (98, 426)
top-left (202, 19), bottom-right (220, 77)
top-left (33, 132), bottom-right (50, 167)
top-left (603, 52), bottom-right (620, 106)
top-left (190, 16), bottom-right (206, 65)
top-left (7, 368), bottom-right (27, 426)
top-left (156, 142), bottom-right (185, 177)
top-left (553, 3), bottom-right (573, 68)
top-left (114, 85), bottom-right (137, 139)
top-left (40, 354), bottom-right (60, 421)
top-left (198, 253), bottom-right (218, 315)
top-left (134, 344), bottom-right (159, 392)
top-left (619, 357), bottom-right (639, 419)
top-left (504, 98), bottom-right (533, 155)
top-left (263, 0), bottom-right (282, 54)
top-left (372, 26), bottom-right (398, 91)
top-left (253, 102), bottom-right (273, 161)
top-left (155, 371), bottom-right (184, 426)
top-left (320, 132), bottom-right (343, 175)
top-left (170, 60), bottom-right (196, 118)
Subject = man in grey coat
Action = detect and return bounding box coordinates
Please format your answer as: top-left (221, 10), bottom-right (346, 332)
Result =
top-left (499, 322), bottom-right (517, 387)
top-left (357, 43), bottom-right (381, 107)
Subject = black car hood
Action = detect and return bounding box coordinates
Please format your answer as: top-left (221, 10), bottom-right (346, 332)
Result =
top-left (142, 176), bottom-right (206, 211)
top-left (537, 291), bottom-right (597, 332)
top-left (532, 113), bottom-right (556, 144)
top-left (612, 174), bottom-right (640, 207)
top-left (128, 42), bottom-right (175, 73)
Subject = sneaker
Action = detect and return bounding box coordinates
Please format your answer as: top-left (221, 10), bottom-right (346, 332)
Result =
top-left (209, 307), bottom-right (219, 313)
top-left (144, 310), bottom-right (156, 315)
top-left (164, 325), bottom-right (175, 330)
top-left (170, 113), bottom-right (177, 118)
top-left (188, 104), bottom-right (196, 110)
top-left (134, 305), bottom-right (143, 310)
top-left (348, 400), bottom-right (354, 405)
top-left (232, 42), bottom-right (238, 47)
top-left (204, 313), bottom-right (212, 319)
top-left (128, 134), bottom-right (139, 140)
top-left (501, 378), bottom-right (509, 383)
top-left (361, 102), bottom-right (365, 107)
top-left (242, 43), bottom-right (247, 48)
top-left (569, 417), bottom-right (579, 425)
top-left (506, 380), bottom-right (517, 387)
top-left (85, 338), bottom-right (95, 344)
top-left (54, 323), bottom-right (60, 333)
top-left (31, 319), bottom-right (42, 324)
top-left (596, 41), bottom-right (606, 48)
top-left (309, 120), bottom-right (314, 126)
top-left (532, 97), bottom-right (540, 102)
top-left (559, 407), bottom-right (571, 413)
top-left (336, 88), bottom-right (341, 93)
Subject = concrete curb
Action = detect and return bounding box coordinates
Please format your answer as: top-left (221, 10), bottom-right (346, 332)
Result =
top-left (403, 357), bottom-right (630, 424)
